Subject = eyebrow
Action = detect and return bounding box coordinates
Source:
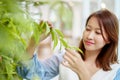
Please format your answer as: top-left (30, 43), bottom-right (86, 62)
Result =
top-left (87, 24), bottom-right (100, 30)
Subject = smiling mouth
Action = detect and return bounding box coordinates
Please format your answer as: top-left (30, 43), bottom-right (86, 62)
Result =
top-left (85, 41), bottom-right (94, 45)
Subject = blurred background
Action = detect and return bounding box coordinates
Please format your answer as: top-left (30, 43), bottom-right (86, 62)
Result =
top-left (21, 0), bottom-right (120, 80)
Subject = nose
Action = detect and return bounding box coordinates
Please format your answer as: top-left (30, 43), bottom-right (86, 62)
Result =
top-left (87, 31), bottom-right (94, 40)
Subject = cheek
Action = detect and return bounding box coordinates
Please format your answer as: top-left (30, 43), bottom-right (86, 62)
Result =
top-left (95, 37), bottom-right (107, 46)
top-left (82, 31), bottom-right (87, 39)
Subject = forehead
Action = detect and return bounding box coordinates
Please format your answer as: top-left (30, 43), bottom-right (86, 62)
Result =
top-left (87, 17), bottom-right (100, 29)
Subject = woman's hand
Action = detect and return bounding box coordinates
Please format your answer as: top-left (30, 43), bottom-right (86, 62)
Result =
top-left (39, 20), bottom-right (53, 41)
top-left (62, 49), bottom-right (91, 80)
top-left (26, 20), bottom-right (53, 57)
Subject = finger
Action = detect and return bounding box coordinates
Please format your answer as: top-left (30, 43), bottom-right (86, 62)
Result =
top-left (66, 48), bottom-right (82, 60)
top-left (65, 51), bottom-right (82, 66)
top-left (65, 50), bottom-right (84, 64)
top-left (62, 60), bottom-right (71, 68)
top-left (65, 51), bottom-right (77, 62)
top-left (63, 53), bottom-right (74, 65)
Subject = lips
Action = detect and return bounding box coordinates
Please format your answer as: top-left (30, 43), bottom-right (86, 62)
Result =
top-left (85, 40), bottom-right (94, 45)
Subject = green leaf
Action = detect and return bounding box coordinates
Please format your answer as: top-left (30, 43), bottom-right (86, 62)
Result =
top-left (55, 29), bottom-right (64, 38)
top-left (45, 22), bottom-right (50, 35)
top-left (69, 46), bottom-right (83, 55)
top-left (50, 29), bottom-right (58, 49)
top-left (59, 37), bottom-right (69, 48)
top-left (39, 21), bottom-right (45, 31)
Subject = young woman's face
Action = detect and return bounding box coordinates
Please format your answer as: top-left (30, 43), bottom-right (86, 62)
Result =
top-left (83, 17), bottom-right (109, 52)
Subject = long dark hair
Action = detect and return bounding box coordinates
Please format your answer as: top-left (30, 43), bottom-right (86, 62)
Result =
top-left (78, 9), bottom-right (119, 71)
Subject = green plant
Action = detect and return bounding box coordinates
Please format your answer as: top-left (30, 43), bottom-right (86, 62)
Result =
top-left (0, 0), bottom-right (83, 80)
top-left (39, 21), bottom-right (83, 54)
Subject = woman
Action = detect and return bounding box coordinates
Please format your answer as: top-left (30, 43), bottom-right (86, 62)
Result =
top-left (17, 9), bottom-right (120, 80)
top-left (61, 9), bottom-right (120, 80)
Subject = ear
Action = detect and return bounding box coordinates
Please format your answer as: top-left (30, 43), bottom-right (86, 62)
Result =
top-left (106, 40), bottom-right (110, 44)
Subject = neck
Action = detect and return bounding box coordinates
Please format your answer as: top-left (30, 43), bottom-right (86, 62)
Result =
top-left (84, 50), bottom-right (101, 77)
top-left (84, 50), bottom-right (100, 64)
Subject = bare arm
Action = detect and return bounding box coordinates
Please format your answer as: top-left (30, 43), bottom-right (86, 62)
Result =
top-left (26, 36), bottom-right (36, 57)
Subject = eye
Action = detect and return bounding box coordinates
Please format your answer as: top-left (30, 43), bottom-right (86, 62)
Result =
top-left (85, 27), bottom-right (91, 31)
top-left (96, 31), bottom-right (101, 35)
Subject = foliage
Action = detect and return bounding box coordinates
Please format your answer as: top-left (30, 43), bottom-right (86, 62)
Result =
top-left (0, 0), bottom-right (40, 79)
top-left (39, 21), bottom-right (83, 54)
top-left (0, 0), bottom-right (83, 80)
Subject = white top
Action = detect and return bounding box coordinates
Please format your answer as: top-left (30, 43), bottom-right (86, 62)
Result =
top-left (59, 63), bottom-right (120, 80)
